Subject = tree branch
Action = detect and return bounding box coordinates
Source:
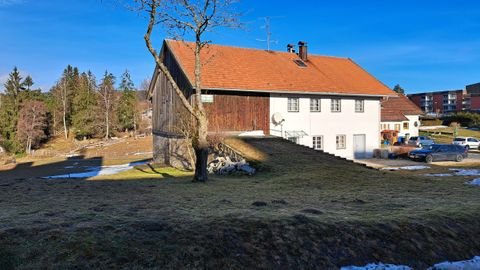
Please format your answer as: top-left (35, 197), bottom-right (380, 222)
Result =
top-left (143, 0), bottom-right (197, 118)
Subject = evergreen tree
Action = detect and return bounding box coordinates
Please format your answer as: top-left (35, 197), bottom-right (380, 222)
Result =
top-left (393, 84), bottom-right (405, 95)
top-left (23, 75), bottom-right (34, 91)
top-left (0, 67), bottom-right (26, 151)
top-left (116, 70), bottom-right (138, 133)
top-left (50, 65), bottom-right (80, 139)
top-left (72, 71), bottom-right (100, 139)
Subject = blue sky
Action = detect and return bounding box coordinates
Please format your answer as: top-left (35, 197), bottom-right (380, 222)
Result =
top-left (1, 0), bottom-right (479, 93)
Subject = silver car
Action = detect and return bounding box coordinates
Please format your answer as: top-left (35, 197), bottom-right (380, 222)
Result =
top-left (408, 136), bottom-right (434, 148)
top-left (452, 137), bottom-right (480, 150)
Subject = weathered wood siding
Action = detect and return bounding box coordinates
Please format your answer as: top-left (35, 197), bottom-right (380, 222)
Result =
top-left (204, 91), bottom-right (270, 135)
top-left (152, 44), bottom-right (270, 137)
top-left (152, 45), bottom-right (193, 137)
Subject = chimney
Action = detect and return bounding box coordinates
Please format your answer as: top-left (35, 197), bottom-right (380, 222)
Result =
top-left (287, 44), bottom-right (296, 53)
top-left (298, 41), bottom-right (308, 61)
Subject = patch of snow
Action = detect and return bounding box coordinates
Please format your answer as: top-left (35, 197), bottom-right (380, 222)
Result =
top-left (381, 165), bottom-right (430, 171)
top-left (466, 179), bottom-right (480, 186)
top-left (341, 263), bottom-right (412, 270)
top-left (42, 161), bottom-right (147, 179)
top-left (424, 173), bottom-right (454, 177)
top-left (238, 130), bottom-right (265, 137)
top-left (428, 256), bottom-right (480, 270)
top-left (449, 168), bottom-right (480, 176)
top-left (424, 169), bottom-right (480, 177)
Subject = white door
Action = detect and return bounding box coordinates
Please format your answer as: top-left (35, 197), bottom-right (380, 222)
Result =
top-left (353, 134), bottom-right (366, 159)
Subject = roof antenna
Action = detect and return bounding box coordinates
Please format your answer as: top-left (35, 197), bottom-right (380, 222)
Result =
top-left (256, 16), bottom-right (280, 51)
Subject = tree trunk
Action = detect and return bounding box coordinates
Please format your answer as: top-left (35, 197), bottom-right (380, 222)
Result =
top-left (193, 114), bottom-right (209, 182)
top-left (105, 110), bottom-right (109, 139)
top-left (133, 112), bottom-right (137, 138)
top-left (63, 108), bottom-right (67, 140)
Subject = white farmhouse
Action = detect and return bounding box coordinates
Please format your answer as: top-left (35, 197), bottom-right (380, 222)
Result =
top-left (148, 40), bottom-right (397, 165)
top-left (380, 95), bottom-right (423, 143)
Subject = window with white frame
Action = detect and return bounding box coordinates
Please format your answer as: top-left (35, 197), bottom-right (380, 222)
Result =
top-left (403, 122), bottom-right (409, 130)
top-left (310, 98), bottom-right (321, 112)
top-left (336, 135), bottom-right (346, 149)
top-left (394, 124), bottom-right (401, 131)
top-left (355, 99), bottom-right (364, 112)
top-left (331, 99), bottom-right (341, 112)
top-left (312, 136), bottom-right (323, 150)
top-left (288, 98), bottom-right (299, 112)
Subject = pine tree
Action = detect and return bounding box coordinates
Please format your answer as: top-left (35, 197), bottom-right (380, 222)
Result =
top-left (23, 75), bottom-right (34, 91)
top-left (393, 84), bottom-right (405, 95)
top-left (0, 67), bottom-right (26, 151)
top-left (50, 65), bottom-right (81, 139)
top-left (72, 71), bottom-right (100, 139)
top-left (117, 70), bottom-right (138, 134)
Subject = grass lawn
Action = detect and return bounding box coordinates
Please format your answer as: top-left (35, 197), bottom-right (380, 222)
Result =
top-left (1, 137), bottom-right (480, 269)
top-left (421, 127), bottom-right (480, 144)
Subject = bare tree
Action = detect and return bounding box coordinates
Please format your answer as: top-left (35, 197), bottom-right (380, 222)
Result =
top-left (98, 71), bottom-right (117, 139)
top-left (51, 79), bottom-right (69, 140)
top-left (16, 100), bottom-right (48, 154)
top-left (130, 0), bottom-right (239, 182)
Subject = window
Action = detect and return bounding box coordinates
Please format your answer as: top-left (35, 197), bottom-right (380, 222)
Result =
top-left (310, 98), bottom-right (321, 112)
top-left (355, 99), bottom-right (364, 112)
top-left (312, 136), bottom-right (323, 150)
top-left (394, 124), bottom-right (401, 131)
top-left (403, 122), bottom-right (409, 130)
top-left (288, 98), bottom-right (299, 112)
top-left (336, 135), bottom-right (346, 149)
top-left (331, 99), bottom-right (341, 112)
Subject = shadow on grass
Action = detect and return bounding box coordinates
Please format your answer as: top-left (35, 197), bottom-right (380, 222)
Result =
top-left (133, 163), bottom-right (174, 178)
top-left (0, 155), bottom-right (103, 181)
top-left (0, 156), bottom-right (183, 182)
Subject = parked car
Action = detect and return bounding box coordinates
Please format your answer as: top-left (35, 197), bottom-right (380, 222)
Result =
top-left (452, 137), bottom-right (480, 150)
top-left (407, 136), bottom-right (435, 148)
top-left (408, 144), bottom-right (468, 163)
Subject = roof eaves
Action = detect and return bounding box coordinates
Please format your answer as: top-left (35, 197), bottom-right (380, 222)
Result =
top-left (204, 87), bottom-right (395, 98)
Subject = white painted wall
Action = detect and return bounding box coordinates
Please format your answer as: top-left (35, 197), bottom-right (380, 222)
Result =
top-left (269, 94), bottom-right (381, 159)
top-left (381, 115), bottom-right (420, 140)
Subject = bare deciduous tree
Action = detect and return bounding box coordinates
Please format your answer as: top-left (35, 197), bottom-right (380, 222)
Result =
top-left (129, 0), bottom-right (239, 182)
top-left (98, 71), bottom-right (117, 139)
top-left (16, 100), bottom-right (48, 154)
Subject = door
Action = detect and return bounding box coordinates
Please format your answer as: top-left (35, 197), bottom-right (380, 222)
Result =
top-left (353, 134), bottom-right (366, 159)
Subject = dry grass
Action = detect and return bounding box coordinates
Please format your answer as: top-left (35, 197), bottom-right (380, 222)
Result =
top-left (1, 137), bottom-right (480, 269)
top-left (421, 127), bottom-right (480, 144)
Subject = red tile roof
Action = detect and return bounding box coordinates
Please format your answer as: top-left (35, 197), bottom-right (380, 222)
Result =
top-left (165, 40), bottom-right (396, 96)
top-left (381, 94), bottom-right (423, 122)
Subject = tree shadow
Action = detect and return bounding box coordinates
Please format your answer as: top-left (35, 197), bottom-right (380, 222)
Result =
top-left (133, 163), bottom-right (175, 178)
top-left (0, 155), bottom-right (103, 181)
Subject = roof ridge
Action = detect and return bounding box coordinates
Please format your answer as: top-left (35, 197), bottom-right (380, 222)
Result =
top-left (165, 39), bottom-right (350, 60)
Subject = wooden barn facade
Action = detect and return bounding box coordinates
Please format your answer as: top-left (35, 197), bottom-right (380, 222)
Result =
top-left (148, 39), bottom-right (396, 166)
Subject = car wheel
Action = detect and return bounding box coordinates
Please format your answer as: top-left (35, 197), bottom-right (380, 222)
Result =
top-left (465, 145), bottom-right (470, 151)
top-left (456, 154), bottom-right (464, 162)
top-left (425, 155), bottom-right (433, 163)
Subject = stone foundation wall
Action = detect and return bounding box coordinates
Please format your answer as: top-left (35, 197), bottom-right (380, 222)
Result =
top-left (153, 135), bottom-right (194, 170)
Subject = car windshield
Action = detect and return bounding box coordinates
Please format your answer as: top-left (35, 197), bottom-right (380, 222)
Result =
top-left (409, 137), bottom-right (418, 141)
top-left (454, 138), bottom-right (466, 142)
